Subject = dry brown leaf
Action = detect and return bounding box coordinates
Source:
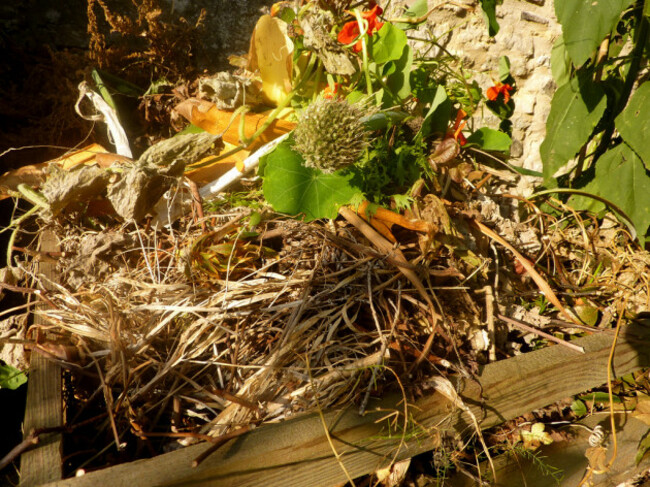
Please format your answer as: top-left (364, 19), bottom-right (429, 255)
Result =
top-left (0, 143), bottom-right (115, 200)
top-left (0, 164), bottom-right (48, 200)
top-left (174, 99), bottom-right (295, 152)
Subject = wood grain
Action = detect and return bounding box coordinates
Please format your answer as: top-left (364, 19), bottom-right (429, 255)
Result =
top-left (44, 324), bottom-right (650, 487)
top-left (20, 229), bottom-right (63, 486)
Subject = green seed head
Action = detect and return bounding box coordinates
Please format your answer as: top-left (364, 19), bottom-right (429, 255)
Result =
top-left (293, 98), bottom-right (369, 174)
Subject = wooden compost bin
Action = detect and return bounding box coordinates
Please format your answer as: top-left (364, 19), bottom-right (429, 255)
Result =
top-left (20, 231), bottom-right (650, 486)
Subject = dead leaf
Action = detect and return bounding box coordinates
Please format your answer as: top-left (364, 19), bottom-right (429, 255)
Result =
top-left (174, 99), bottom-right (295, 152)
top-left (520, 423), bottom-right (554, 450)
top-left (0, 164), bottom-right (48, 200)
top-left (248, 14), bottom-right (293, 106)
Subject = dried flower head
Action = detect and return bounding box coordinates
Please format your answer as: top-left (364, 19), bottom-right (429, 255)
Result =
top-left (293, 98), bottom-right (369, 174)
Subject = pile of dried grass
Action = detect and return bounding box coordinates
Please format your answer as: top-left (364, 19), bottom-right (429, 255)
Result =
top-left (11, 169), bottom-right (648, 468)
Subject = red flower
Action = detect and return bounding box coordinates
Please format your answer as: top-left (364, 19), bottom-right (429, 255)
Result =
top-left (486, 82), bottom-right (514, 103)
top-left (322, 83), bottom-right (341, 99)
top-left (337, 4), bottom-right (384, 53)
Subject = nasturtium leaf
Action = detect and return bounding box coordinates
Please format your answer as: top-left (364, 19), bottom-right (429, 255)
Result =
top-left (555, 0), bottom-right (634, 67)
top-left (386, 44), bottom-right (413, 102)
top-left (569, 143), bottom-right (650, 237)
top-left (370, 23), bottom-right (407, 65)
top-left (466, 128), bottom-right (511, 152)
top-left (0, 363), bottom-right (27, 390)
top-left (540, 74), bottom-right (606, 181)
top-left (394, 0), bottom-right (429, 30)
top-left (616, 82), bottom-right (650, 170)
top-left (262, 140), bottom-right (360, 221)
top-left (419, 85), bottom-right (451, 138)
top-left (480, 0), bottom-right (500, 36)
top-left (551, 35), bottom-right (571, 87)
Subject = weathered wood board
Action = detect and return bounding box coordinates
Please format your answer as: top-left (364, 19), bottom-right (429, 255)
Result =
top-left (20, 229), bottom-right (63, 486)
top-left (42, 322), bottom-right (650, 487)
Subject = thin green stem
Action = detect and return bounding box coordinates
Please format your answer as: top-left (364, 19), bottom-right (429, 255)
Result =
top-left (354, 10), bottom-right (373, 96)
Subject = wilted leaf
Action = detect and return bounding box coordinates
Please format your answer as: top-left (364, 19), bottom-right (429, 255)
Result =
top-left (262, 139), bottom-right (360, 221)
top-left (248, 15), bottom-right (293, 106)
top-left (635, 429), bottom-right (650, 466)
top-left (174, 99), bottom-right (295, 152)
top-left (521, 423), bottom-right (554, 450)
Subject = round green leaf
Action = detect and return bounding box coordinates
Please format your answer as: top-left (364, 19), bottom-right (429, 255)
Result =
top-left (465, 128), bottom-right (511, 152)
top-left (262, 140), bottom-right (361, 221)
top-left (370, 23), bottom-right (407, 65)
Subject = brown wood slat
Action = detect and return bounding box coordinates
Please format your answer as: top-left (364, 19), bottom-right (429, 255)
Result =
top-left (20, 229), bottom-right (63, 486)
top-left (42, 322), bottom-right (650, 487)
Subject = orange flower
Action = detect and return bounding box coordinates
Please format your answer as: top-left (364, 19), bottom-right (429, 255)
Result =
top-left (337, 3), bottom-right (384, 53)
top-left (447, 108), bottom-right (467, 146)
top-left (486, 82), bottom-right (514, 103)
top-left (322, 83), bottom-right (341, 99)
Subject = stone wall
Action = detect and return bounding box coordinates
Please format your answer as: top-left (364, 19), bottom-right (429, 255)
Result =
top-left (386, 0), bottom-right (560, 173)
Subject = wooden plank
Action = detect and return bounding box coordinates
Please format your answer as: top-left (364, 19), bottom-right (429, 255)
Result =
top-left (20, 229), bottom-right (63, 486)
top-left (44, 323), bottom-right (650, 487)
top-left (446, 414), bottom-right (650, 486)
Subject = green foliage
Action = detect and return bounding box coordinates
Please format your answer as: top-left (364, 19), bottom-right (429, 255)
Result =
top-left (540, 74), bottom-right (607, 181)
top-left (479, 0), bottom-right (501, 36)
top-left (541, 0), bottom-right (650, 238)
top-left (261, 138), bottom-right (360, 220)
top-left (370, 23), bottom-right (408, 65)
top-left (0, 363), bottom-right (27, 390)
top-left (570, 143), bottom-right (650, 236)
top-left (465, 128), bottom-right (512, 152)
top-left (615, 82), bottom-right (650, 169)
top-left (259, 1), bottom-right (511, 221)
top-left (555, 0), bottom-right (635, 67)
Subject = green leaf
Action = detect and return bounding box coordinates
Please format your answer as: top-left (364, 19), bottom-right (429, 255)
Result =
top-left (616, 82), bottom-right (650, 170)
top-left (394, 0), bottom-right (429, 30)
top-left (370, 23), bottom-right (408, 65)
top-left (571, 399), bottom-right (588, 416)
top-left (0, 363), bottom-right (27, 390)
top-left (555, 0), bottom-right (634, 67)
top-left (551, 35), bottom-right (571, 87)
top-left (480, 0), bottom-right (500, 36)
top-left (419, 85), bottom-right (451, 138)
top-left (466, 128), bottom-right (511, 152)
top-left (386, 44), bottom-right (414, 101)
top-left (540, 74), bottom-right (607, 181)
top-left (636, 429), bottom-right (650, 466)
top-left (262, 140), bottom-right (361, 221)
top-left (498, 56), bottom-right (511, 82)
top-left (569, 143), bottom-right (650, 237)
